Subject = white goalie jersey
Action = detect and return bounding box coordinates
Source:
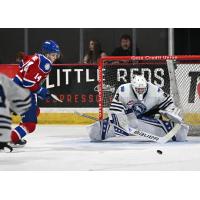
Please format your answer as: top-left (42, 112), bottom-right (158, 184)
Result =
top-left (0, 74), bottom-right (32, 142)
top-left (110, 82), bottom-right (175, 117)
top-left (88, 75), bottom-right (189, 142)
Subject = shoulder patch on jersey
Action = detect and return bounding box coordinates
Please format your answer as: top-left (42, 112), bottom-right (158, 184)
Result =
top-left (121, 86), bottom-right (125, 92)
top-left (158, 87), bottom-right (161, 92)
top-left (38, 54), bottom-right (52, 73)
top-left (44, 63), bottom-right (51, 71)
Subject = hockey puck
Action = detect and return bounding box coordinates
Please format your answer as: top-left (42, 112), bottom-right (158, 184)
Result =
top-left (156, 150), bottom-right (162, 155)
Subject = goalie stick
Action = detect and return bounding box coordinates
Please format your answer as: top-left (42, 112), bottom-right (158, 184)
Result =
top-left (73, 111), bottom-right (181, 144)
top-left (128, 124), bottom-right (181, 144)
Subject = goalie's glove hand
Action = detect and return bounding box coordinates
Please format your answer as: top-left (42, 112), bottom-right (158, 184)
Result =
top-left (159, 108), bottom-right (182, 124)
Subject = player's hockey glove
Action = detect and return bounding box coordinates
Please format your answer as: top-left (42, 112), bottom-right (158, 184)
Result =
top-left (159, 108), bottom-right (182, 124)
top-left (36, 87), bottom-right (52, 100)
top-left (36, 87), bottom-right (63, 102)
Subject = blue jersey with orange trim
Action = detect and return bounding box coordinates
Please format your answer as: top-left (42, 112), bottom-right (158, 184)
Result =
top-left (13, 53), bottom-right (52, 92)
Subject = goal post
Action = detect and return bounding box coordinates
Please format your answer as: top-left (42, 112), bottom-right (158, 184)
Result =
top-left (98, 55), bottom-right (200, 126)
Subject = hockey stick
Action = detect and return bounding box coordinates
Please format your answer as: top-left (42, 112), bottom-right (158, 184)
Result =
top-left (73, 111), bottom-right (98, 121)
top-left (127, 123), bottom-right (181, 144)
top-left (51, 94), bottom-right (63, 103)
top-left (74, 111), bottom-right (181, 144)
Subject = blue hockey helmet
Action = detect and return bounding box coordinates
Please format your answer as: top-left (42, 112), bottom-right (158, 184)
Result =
top-left (41, 40), bottom-right (60, 54)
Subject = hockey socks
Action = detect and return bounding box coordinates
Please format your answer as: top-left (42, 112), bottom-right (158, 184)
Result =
top-left (11, 126), bottom-right (28, 143)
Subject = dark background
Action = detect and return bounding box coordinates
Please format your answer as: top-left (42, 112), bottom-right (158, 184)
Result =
top-left (174, 29), bottom-right (200, 55)
top-left (38, 63), bottom-right (169, 108)
top-left (0, 28), bottom-right (199, 64)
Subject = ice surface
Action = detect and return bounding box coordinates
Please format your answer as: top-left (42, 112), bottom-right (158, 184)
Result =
top-left (1, 125), bottom-right (200, 171)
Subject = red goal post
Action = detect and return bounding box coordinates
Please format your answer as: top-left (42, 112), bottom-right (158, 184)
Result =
top-left (98, 55), bottom-right (200, 125)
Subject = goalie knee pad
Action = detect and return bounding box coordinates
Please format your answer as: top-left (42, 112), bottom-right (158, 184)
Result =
top-left (109, 112), bottom-right (130, 131)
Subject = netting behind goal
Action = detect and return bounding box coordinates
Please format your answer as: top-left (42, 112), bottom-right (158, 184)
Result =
top-left (98, 56), bottom-right (200, 134)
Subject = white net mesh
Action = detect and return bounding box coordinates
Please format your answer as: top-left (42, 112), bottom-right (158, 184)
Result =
top-left (175, 62), bottom-right (200, 125)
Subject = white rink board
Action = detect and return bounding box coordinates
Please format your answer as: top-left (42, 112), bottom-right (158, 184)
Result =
top-left (1, 125), bottom-right (200, 170)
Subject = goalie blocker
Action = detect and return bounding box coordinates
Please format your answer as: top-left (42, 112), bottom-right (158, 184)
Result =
top-left (88, 75), bottom-right (189, 142)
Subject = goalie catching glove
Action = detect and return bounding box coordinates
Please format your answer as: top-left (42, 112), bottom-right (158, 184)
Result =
top-left (159, 107), bottom-right (183, 124)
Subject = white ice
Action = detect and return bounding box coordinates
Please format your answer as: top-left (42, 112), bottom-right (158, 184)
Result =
top-left (1, 125), bottom-right (200, 170)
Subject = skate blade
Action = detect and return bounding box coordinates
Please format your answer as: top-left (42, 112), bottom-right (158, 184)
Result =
top-left (0, 147), bottom-right (13, 153)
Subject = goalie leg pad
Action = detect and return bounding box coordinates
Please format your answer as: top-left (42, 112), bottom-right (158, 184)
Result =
top-left (113, 125), bottom-right (130, 136)
top-left (87, 118), bottom-right (115, 141)
top-left (140, 116), bottom-right (174, 134)
top-left (159, 110), bottom-right (182, 124)
top-left (174, 123), bottom-right (189, 142)
top-left (87, 121), bottom-right (102, 141)
top-left (109, 112), bottom-right (130, 132)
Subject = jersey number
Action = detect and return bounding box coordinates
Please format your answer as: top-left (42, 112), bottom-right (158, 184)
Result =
top-left (115, 93), bottom-right (119, 101)
top-left (0, 85), bottom-right (6, 108)
top-left (34, 73), bottom-right (42, 81)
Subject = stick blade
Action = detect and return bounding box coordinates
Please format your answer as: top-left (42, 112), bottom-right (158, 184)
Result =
top-left (160, 123), bottom-right (182, 144)
top-left (51, 94), bottom-right (63, 103)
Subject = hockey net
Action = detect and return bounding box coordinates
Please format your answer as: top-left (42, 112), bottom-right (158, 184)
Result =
top-left (98, 55), bottom-right (200, 135)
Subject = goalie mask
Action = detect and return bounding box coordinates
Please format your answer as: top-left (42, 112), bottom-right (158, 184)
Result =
top-left (131, 75), bottom-right (147, 101)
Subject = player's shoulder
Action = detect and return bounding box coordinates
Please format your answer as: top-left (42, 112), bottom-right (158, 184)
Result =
top-left (0, 73), bottom-right (8, 84)
top-left (0, 74), bottom-right (12, 86)
top-left (37, 54), bottom-right (52, 73)
top-left (118, 83), bottom-right (132, 93)
top-left (147, 82), bottom-right (163, 95)
top-left (17, 54), bottom-right (35, 68)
